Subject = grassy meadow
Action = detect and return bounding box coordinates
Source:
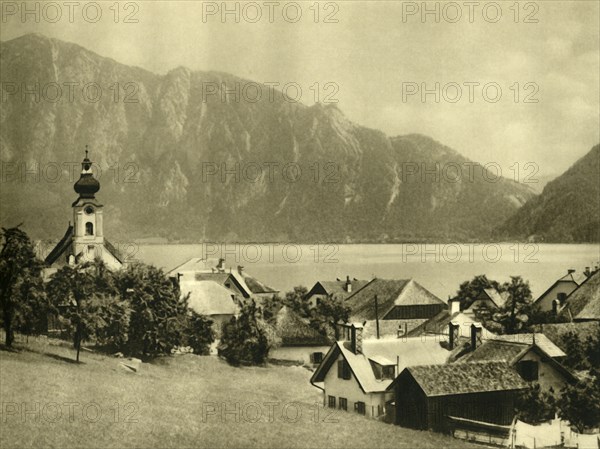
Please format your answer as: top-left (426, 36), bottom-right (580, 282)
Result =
top-left (0, 335), bottom-right (489, 449)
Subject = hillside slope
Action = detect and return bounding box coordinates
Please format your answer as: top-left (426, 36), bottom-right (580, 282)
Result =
top-left (496, 145), bottom-right (600, 242)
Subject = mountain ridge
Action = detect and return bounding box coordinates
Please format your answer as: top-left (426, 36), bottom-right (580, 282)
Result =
top-left (0, 33), bottom-right (544, 243)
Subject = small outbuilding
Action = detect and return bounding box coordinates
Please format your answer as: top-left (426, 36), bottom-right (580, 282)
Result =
top-left (388, 361), bottom-right (528, 433)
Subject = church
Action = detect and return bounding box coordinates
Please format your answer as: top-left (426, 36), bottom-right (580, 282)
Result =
top-left (44, 149), bottom-right (124, 271)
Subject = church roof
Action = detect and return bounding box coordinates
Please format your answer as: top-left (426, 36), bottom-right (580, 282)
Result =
top-left (44, 225), bottom-right (73, 265)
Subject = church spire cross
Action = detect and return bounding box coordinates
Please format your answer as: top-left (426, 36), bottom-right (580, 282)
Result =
top-left (85, 145), bottom-right (89, 159)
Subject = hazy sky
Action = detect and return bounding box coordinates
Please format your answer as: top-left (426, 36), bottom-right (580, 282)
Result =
top-left (2, 0), bottom-right (599, 177)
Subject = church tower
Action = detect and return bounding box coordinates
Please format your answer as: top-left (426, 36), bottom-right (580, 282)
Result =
top-left (71, 147), bottom-right (105, 261)
top-left (44, 147), bottom-right (123, 270)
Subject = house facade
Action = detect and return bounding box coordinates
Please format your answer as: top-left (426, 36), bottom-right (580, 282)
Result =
top-left (558, 269), bottom-right (600, 321)
top-left (535, 269), bottom-right (583, 313)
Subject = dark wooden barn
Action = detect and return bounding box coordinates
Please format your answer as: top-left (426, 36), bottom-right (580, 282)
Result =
top-left (387, 361), bottom-right (528, 433)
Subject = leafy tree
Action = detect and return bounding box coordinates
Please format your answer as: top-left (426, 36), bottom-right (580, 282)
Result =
top-left (516, 384), bottom-right (557, 423)
top-left (310, 295), bottom-right (350, 340)
top-left (491, 276), bottom-right (534, 334)
top-left (559, 369), bottom-right (600, 433)
top-left (586, 328), bottom-right (600, 369)
top-left (219, 300), bottom-right (274, 366)
top-left (91, 293), bottom-right (131, 350)
top-left (115, 263), bottom-right (189, 357)
top-left (47, 262), bottom-right (109, 362)
top-left (561, 331), bottom-right (592, 371)
top-left (0, 226), bottom-right (45, 347)
top-left (284, 286), bottom-right (310, 318)
top-left (260, 294), bottom-right (285, 323)
top-left (455, 275), bottom-right (502, 310)
top-left (184, 311), bottom-right (215, 355)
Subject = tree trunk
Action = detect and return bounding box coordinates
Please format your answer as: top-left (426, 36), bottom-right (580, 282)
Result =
top-left (4, 312), bottom-right (14, 347)
top-left (75, 325), bottom-right (81, 362)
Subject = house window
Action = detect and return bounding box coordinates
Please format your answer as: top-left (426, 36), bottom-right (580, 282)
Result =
top-left (354, 401), bottom-right (366, 415)
top-left (518, 360), bottom-right (539, 381)
top-left (311, 352), bottom-right (324, 364)
top-left (382, 365), bottom-right (395, 380)
top-left (328, 396), bottom-right (336, 409)
top-left (339, 398), bottom-right (347, 411)
top-left (85, 222), bottom-right (94, 236)
top-left (337, 360), bottom-right (351, 380)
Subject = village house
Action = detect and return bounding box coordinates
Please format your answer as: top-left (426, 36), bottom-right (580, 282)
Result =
top-left (344, 278), bottom-right (447, 338)
top-left (44, 150), bottom-right (123, 272)
top-left (310, 323), bottom-right (453, 420)
top-left (268, 306), bottom-right (331, 366)
top-left (456, 330), bottom-right (575, 392)
top-left (557, 269), bottom-right (600, 322)
top-left (463, 288), bottom-right (508, 316)
top-left (304, 276), bottom-right (370, 309)
top-left (180, 279), bottom-right (240, 336)
top-left (168, 258), bottom-right (278, 300)
top-left (387, 361), bottom-right (528, 437)
top-left (534, 269), bottom-right (585, 313)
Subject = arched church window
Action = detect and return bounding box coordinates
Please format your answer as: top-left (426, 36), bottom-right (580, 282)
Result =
top-left (85, 222), bottom-right (94, 236)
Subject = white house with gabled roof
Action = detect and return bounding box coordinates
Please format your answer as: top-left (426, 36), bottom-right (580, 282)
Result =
top-left (310, 323), bottom-right (453, 419)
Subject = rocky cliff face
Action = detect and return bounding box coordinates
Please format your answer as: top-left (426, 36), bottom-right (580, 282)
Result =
top-left (1, 33), bottom-right (536, 242)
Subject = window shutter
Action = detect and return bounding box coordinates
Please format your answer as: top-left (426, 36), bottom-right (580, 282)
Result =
top-left (337, 360), bottom-right (343, 378)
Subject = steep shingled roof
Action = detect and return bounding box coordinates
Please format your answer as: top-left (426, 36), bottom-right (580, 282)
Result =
top-left (316, 279), bottom-right (371, 300)
top-left (397, 362), bottom-right (528, 397)
top-left (492, 334), bottom-right (566, 358)
top-left (182, 280), bottom-right (238, 316)
top-left (559, 270), bottom-right (600, 321)
top-left (346, 278), bottom-right (445, 321)
top-left (541, 322), bottom-right (600, 352)
top-left (460, 340), bottom-right (529, 363)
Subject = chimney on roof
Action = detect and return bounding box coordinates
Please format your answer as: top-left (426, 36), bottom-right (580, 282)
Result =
top-left (336, 322), bottom-right (349, 341)
top-left (448, 296), bottom-right (461, 315)
top-left (568, 269), bottom-right (576, 275)
top-left (471, 323), bottom-right (482, 351)
top-left (237, 265), bottom-right (244, 276)
top-left (584, 267), bottom-right (592, 278)
top-left (448, 321), bottom-right (460, 350)
top-left (345, 275), bottom-right (352, 293)
top-left (217, 258), bottom-right (225, 271)
top-left (351, 323), bottom-right (363, 354)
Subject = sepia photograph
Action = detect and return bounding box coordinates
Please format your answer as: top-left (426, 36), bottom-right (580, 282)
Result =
top-left (0, 1), bottom-right (599, 448)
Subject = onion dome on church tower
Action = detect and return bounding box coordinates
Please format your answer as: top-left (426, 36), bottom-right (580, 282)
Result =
top-left (73, 146), bottom-right (100, 199)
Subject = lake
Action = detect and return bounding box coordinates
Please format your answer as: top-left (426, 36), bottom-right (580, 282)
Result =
top-left (133, 243), bottom-right (600, 300)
